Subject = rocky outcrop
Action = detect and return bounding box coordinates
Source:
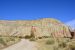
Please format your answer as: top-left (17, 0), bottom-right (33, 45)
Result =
top-left (0, 18), bottom-right (71, 38)
top-left (73, 30), bottom-right (75, 38)
top-left (70, 29), bottom-right (75, 39)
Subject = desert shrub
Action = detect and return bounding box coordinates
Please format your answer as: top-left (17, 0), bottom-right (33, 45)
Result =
top-left (29, 38), bottom-right (36, 41)
top-left (38, 37), bottom-right (42, 39)
top-left (10, 37), bottom-right (15, 41)
top-left (68, 41), bottom-right (75, 49)
top-left (46, 40), bottom-right (54, 45)
top-left (71, 48), bottom-right (75, 50)
top-left (59, 42), bottom-right (66, 48)
top-left (42, 36), bottom-right (50, 38)
top-left (25, 35), bottom-right (31, 39)
top-left (0, 35), bottom-right (2, 37)
top-left (18, 36), bottom-right (23, 38)
top-left (0, 38), bottom-right (7, 45)
top-left (53, 46), bottom-right (59, 50)
top-left (25, 30), bottom-right (35, 39)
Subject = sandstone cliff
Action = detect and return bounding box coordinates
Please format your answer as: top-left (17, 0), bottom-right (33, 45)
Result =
top-left (0, 18), bottom-right (71, 38)
top-left (0, 18), bottom-right (74, 50)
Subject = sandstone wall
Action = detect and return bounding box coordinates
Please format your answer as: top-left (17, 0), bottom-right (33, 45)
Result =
top-left (0, 18), bottom-right (71, 38)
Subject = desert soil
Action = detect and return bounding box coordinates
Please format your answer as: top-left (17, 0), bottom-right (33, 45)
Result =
top-left (2, 39), bottom-right (38, 50)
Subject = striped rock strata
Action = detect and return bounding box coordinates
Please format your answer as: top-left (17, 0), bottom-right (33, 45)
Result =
top-left (0, 18), bottom-right (71, 38)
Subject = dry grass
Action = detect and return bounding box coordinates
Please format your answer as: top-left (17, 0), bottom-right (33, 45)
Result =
top-left (36, 38), bottom-right (75, 50)
top-left (0, 36), bottom-right (21, 49)
top-left (0, 36), bottom-right (75, 50)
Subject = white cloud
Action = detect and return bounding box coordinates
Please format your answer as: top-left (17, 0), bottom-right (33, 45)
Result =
top-left (65, 19), bottom-right (75, 30)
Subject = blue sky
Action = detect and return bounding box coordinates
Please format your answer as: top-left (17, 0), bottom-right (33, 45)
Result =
top-left (0, 0), bottom-right (75, 22)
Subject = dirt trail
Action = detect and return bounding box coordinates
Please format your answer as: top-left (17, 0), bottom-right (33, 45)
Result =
top-left (2, 39), bottom-right (38, 50)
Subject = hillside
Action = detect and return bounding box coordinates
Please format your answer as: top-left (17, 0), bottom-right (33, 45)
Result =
top-left (0, 18), bottom-right (75, 50)
top-left (0, 18), bottom-right (71, 37)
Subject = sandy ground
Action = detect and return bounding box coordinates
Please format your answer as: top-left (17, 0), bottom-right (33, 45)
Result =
top-left (2, 39), bottom-right (38, 50)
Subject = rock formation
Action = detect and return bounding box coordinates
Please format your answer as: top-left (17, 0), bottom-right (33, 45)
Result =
top-left (0, 18), bottom-right (74, 50)
top-left (70, 29), bottom-right (75, 39)
top-left (0, 18), bottom-right (71, 38)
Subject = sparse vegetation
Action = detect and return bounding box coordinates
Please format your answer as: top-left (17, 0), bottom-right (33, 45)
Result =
top-left (46, 40), bottom-right (54, 45)
top-left (38, 37), bottom-right (43, 39)
top-left (25, 35), bottom-right (31, 39)
top-left (0, 36), bottom-right (21, 49)
top-left (29, 38), bottom-right (36, 41)
top-left (36, 37), bottom-right (75, 50)
top-left (0, 18), bottom-right (74, 50)
top-left (0, 37), bottom-right (7, 45)
top-left (59, 42), bottom-right (66, 48)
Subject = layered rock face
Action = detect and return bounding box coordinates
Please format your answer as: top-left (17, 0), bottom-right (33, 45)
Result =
top-left (0, 18), bottom-right (71, 38)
